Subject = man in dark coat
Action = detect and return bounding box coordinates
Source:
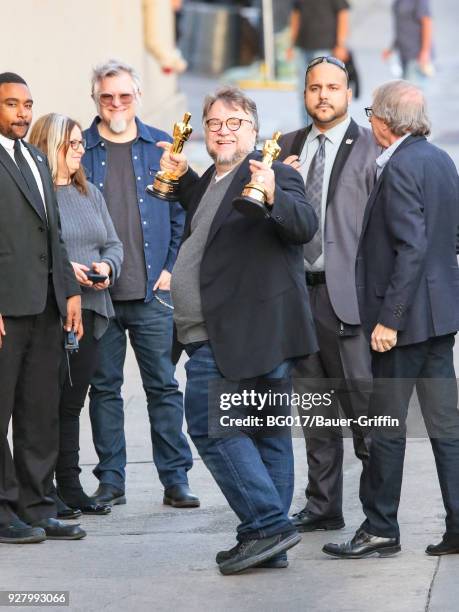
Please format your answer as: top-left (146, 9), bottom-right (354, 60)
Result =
top-left (0, 72), bottom-right (85, 543)
top-left (158, 86), bottom-right (318, 574)
top-left (323, 80), bottom-right (459, 559)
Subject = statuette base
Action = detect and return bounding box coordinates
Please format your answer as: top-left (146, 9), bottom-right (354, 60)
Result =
top-left (146, 172), bottom-right (180, 201)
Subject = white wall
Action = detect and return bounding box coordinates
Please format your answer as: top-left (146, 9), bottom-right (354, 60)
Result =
top-left (0, 0), bottom-right (185, 132)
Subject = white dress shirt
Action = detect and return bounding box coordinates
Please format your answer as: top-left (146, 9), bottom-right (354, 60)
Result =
top-left (299, 116), bottom-right (352, 272)
top-left (0, 133), bottom-right (47, 214)
top-left (376, 133), bottom-right (411, 178)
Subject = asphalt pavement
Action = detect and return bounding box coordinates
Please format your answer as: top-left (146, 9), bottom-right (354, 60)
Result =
top-left (1, 1), bottom-right (459, 611)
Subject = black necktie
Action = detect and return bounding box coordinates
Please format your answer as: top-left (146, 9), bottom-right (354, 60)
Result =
top-left (14, 139), bottom-right (47, 223)
top-left (303, 134), bottom-right (326, 264)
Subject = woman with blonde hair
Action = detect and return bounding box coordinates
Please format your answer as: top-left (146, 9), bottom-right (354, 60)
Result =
top-left (29, 113), bottom-right (123, 516)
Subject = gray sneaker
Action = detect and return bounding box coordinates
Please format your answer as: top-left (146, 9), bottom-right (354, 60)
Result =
top-left (216, 545), bottom-right (288, 568)
top-left (218, 531), bottom-right (300, 575)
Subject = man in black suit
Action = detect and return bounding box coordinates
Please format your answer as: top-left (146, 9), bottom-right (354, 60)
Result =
top-left (323, 80), bottom-right (459, 559)
top-left (0, 72), bottom-right (85, 543)
top-left (279, 57), bottom-right (379, 532)
top-left (158, 86), bottom-right (318, 574)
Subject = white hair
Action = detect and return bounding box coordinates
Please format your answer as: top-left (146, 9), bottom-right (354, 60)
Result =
top-left (91, 59), bottom-right (141, 98)
top-left (372, 80), bottom-right (431, 137)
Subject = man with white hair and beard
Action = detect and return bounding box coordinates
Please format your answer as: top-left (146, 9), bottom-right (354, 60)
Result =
top-left (82, 59), bottom-right (198, 509)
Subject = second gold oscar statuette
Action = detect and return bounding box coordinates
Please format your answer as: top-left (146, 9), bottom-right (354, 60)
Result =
top-left (232, 131), bottom-right (282, 219)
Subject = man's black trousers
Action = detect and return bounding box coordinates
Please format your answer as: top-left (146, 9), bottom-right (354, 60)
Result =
top-left (0, 283), bottom-right (62, 526)
top-left (361, 334), bottom-right (459, 538)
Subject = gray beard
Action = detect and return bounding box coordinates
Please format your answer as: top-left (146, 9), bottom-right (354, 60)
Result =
top-left (207, 146), bottom-right (253, 169)
top-left (109, 118), bottom-right (128, 134)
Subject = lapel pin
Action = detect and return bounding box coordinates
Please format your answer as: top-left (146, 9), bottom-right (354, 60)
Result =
top-left (345, 139), bottom-right (354, 145)
top-left (37, 155), bottom-right (43, 162)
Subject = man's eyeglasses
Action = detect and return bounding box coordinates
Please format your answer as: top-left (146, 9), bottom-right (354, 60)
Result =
top-left (205, 117), bottom-right (253, 132)
top-left (97, 92), bottom-right (136, 107)
top-left (364, 107), bottom-right (374, 118)
top-left (306, 56), bottom-right (349, 78)
top-left (68, 139), bottom-right (86, 151)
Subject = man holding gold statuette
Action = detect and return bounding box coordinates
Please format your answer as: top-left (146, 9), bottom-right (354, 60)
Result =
top-left (157, 86), bottom-right (318, 575)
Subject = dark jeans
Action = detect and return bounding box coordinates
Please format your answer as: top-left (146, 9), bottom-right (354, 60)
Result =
top-left (89, 295), bottom-right (193, 489)
top-left (184, 342), bottom-right (295, 541)
top-left (361, 334), bottom-right (459, 539)
top-left (55, 310), bottom-right (99, 491)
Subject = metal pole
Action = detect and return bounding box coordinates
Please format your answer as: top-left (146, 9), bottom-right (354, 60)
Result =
top-left (261, 0), bottom-right (275, 81)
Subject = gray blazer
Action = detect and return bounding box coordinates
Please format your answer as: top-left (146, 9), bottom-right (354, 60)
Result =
top-left (279, 119), bottom-right (380, 325)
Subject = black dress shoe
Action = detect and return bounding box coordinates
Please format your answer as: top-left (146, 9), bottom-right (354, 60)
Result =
top-left (323, 528), bottom-right (401, 559)
top-left (290, 508), bottom-right (345, 532)
top-left (163, 484), bottom-right (200, 508)
top-left (219, 531), bottom-right (301, 575)
top-left (50, 491), bottom-right (82, 520)
top-left (57, 506), bottom-right (82, 520)
top-left (216, 545), bottom-right (288, 568)
top-left (90, 484), bottom-right (126, 506)
top-left (77, 503), bottom-right (111, 516)
top-left (57, 487), bottom-right (111, 515)
top-left (426, 535), bottom-right (459, 556)
top-left (0, 519), bottom-right (46, 544)
top-left (33, 518), bottom-right (86, 540)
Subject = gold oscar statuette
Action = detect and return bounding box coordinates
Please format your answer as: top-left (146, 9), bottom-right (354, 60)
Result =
top-left (146, 112), bottom-right (193, 201)
top-left (232, 131), bottom-right (282, 219)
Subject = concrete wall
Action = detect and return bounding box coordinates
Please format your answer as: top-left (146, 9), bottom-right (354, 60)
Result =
top-left (0, 0), bottom-right (185, 133)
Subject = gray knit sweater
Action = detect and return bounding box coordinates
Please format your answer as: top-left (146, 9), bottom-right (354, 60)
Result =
top-left (171, 168), bottom-right (236, 344)
top-left (56, 182), bottom-right (123, 339)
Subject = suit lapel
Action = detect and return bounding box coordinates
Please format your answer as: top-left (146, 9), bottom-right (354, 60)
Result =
top-left (0, 143), bottom-right (49, 223)
top-left (291, 127), bottom-right (310, 157)
top-left (359, 171), bottom-right (384, 238)
top-left (24, 143), bottom-right (53, 224)
top-left (359, 134), bottom-right (426, 239)
top-left (326, 119), bottom-right (360, 206)
top-left (0, 143), bottom-right (40, 213)
top-left (182, 166), bottom-right (215, 241)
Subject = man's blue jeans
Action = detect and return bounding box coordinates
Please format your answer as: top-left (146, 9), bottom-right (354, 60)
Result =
top-left (89, 294), bottom-right (193, 489)
top-left (184, 342), bottom-right (295, 541)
